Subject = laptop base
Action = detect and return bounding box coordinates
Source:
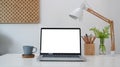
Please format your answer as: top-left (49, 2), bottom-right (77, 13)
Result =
top-left (38, 55), bottom-right (86, 62)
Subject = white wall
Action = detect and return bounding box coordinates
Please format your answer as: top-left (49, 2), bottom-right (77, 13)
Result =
top-left (0, 0), bottom-right (120, 54)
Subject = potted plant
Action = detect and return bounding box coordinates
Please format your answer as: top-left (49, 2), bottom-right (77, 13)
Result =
top-left (89, 25), bottom-right (110, 55)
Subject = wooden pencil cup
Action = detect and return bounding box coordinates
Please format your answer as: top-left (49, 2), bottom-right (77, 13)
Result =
top-left (84, 43), bottom-right (95, 55)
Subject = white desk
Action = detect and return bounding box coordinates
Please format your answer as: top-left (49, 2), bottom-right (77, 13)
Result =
top-left (0, 54), bottom-right (120, 67)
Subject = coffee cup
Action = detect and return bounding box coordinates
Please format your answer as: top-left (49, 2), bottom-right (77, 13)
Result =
top-left (23, 46), bottom-right (37, 55)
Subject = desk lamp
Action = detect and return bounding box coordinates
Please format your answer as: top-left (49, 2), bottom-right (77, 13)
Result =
top-left (69, 2), bottom-right (115, 54)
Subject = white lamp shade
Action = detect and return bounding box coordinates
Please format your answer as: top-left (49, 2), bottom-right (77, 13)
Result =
top-left (69, 8), bottom-right (83, 19)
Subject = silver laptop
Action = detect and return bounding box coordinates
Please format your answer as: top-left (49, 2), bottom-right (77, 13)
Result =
top-left (38, 28), bottom-right (86, 62)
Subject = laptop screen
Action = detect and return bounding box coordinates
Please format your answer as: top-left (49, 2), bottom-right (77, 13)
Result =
top-left (40, 28), bottom-right (81, 55)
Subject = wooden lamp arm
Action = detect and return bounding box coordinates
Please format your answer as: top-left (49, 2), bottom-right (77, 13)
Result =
top-left (110, 21), bottom-right (115, 51)
top-left (86, 8), bottom-right (115, 51)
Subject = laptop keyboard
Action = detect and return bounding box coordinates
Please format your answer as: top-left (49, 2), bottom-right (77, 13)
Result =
top-left (43, 55), bottom-right (80, 58)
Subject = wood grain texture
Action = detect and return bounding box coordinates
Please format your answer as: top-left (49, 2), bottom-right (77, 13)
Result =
top-left (0, 0), bottom-right (40, 24)
top-left (84, 44), bottom-right (95, 55)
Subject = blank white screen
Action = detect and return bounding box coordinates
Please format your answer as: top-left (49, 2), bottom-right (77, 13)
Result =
top-left (41, 29), bottom-right (80, 53)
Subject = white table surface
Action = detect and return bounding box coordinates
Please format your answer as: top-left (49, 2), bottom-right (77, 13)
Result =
top-left (0, 54), bottom-right (120, 67)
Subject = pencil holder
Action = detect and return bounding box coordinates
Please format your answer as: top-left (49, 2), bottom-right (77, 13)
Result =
top-left (84, 43), bottom-right (95, 55)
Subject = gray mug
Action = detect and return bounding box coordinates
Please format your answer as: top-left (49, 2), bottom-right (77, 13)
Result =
top-left (23, 46), bottom-right (37, 55)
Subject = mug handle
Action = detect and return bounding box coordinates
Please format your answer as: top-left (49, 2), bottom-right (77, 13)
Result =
top-left (32, 47), bottom-right (37, 53)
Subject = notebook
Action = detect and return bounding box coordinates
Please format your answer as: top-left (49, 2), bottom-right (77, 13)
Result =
top-left (38, 28), bottom-right (86, 62)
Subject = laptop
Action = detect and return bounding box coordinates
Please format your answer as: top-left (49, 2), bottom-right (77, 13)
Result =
top-left (38, 28), bottom-right (86, 62)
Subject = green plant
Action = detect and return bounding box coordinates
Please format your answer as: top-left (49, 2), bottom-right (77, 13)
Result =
top-left (89, 25), bottom-right (110, 38)
top-left (89, 25), bottom-right (110, 55)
